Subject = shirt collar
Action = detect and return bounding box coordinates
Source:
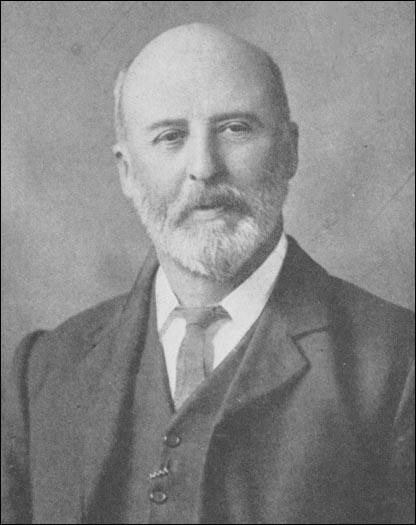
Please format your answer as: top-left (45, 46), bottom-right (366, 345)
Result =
top-left (155, 263), bottom-right (182, 333)
top-left (155, 232), bottom-right (288, 333)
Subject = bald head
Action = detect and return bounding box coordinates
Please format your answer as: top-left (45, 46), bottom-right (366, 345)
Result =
top-left (113, 24), bottom-right (299, 281)
top-left (114, 24), bottom-right (290, 143)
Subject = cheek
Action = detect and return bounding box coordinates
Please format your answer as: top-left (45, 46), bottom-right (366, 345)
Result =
top-left (225, 139), bottom-right (281, 185)
top-left (130, 150), bottom-right (183, 202)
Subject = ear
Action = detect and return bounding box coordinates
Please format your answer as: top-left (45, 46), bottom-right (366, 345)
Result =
top-left (112, 143), bottom-right (134, 198)
top-left (283, 121), bottom-right (299, 180)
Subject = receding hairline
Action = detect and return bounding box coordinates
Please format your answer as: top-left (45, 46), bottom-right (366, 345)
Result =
top-left (113, 28), bottom-right (291, 143)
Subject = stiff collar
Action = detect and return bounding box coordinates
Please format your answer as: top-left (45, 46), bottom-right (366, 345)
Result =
top-left (70, 235), bottom-right (330, 508)
top-left (155, 232), bottom-right (288, 334)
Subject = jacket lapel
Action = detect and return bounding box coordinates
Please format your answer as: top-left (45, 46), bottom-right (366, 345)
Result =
top-left (79, 248), bottom-right (159, 507)
top-left (76, 236), bottom-right (332, 510)
top-left (215, 237), bottom-right (331, 424)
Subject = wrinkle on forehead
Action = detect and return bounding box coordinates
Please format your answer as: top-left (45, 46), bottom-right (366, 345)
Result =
top-left (120, 24), bottom-right (289, 134)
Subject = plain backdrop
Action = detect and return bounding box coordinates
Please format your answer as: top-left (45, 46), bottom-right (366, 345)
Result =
top-left (2, 1), bottom-right (415, 374)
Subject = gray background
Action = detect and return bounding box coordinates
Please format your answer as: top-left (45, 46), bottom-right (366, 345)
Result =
top-left (2, 1), bottom-right (415, 372)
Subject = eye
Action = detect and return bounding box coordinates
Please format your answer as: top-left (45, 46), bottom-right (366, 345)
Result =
top-left (220, 121), bottom-right (252, 136)
top-left (154, 129), bottom-right (186, 145)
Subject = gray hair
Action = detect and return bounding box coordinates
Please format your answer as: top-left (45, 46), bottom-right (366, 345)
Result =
top-left (113, 58), bottom-right (133, 144)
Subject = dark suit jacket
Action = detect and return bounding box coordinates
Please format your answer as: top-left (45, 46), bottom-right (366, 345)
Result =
top-left (2, 237), bottom-right (414, 524)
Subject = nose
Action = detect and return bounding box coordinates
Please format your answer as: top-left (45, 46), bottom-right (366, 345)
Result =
top-left (186, 128), bottom-right (222, 182)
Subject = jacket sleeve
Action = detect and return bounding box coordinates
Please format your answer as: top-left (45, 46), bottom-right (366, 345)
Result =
top-left (1, 331), bottom-right (46, 525)
top-left (387, 360), bottom-right (415, 524)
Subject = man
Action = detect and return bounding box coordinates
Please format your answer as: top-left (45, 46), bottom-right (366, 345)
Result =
top-left (2, 23), bottom-right (414, 524)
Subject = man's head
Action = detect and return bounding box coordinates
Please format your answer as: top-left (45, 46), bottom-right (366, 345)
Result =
top-left (113, 24), bottom-right (298, 281)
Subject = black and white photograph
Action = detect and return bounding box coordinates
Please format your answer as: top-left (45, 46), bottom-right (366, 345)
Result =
top-left (2, 2), bottom-right (415, 523)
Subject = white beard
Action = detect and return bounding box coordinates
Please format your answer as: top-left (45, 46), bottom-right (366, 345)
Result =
top-left (129, 176), bottom-right (286, 282)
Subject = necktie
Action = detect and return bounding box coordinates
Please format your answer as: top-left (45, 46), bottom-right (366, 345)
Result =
top-left (173, 305), bottom-right (229, 409)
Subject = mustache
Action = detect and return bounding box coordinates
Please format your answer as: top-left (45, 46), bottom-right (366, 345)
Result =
top-left (172, 185), bottom-right (252, 225)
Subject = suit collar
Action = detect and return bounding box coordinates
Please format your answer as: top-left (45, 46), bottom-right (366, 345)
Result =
top-left (215, 236), bottom-right (331, 422)
top-left (80, 236), bottom-right (331, 508)
top-left (273, 235), bottom-right (331, 336)
top-left (80, 248), bottom-right (159, 506)
top-left (87, 235), bottom-right (329, 347)
top-left (155, 232), bottom-right (288, 336)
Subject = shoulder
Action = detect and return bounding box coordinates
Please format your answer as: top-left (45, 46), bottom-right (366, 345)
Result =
top-left (321, 259), bottom-right (414, 417)
top-left (288, 235), bottom-right (414, 343)
top-left (40, 290), bottom-right (129, 347)
top-left (331, 268), bottom-right (413, 320)
top-left (329, 273), bottom-right (413, 389)
top-left (10, 248), bottom-right (159, 398)
top-left (10, 293), bottom-right (129, 399)
top-left (288, 237), bottom-right (414, 429)
top-left (329, 274), bottom-right (414, 352)
top-left (51, 292), bottom-right (129, 344)
top-left (287, 236), bottom-right (414, 381)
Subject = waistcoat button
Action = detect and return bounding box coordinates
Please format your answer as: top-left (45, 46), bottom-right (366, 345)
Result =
top-left (163, 432), bottom-right (181, 447)
top-left (150, 490), bottom-right (168, 504)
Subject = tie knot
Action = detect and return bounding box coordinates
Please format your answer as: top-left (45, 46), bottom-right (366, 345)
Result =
top-left (174, 305), bottom-right (229, 330)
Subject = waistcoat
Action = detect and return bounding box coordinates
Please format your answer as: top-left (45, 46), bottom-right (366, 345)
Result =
top-left (121, 286), bottom-right (255, 524)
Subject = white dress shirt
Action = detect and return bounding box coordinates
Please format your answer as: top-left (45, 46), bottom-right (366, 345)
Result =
top-left (155, 233), bottom-right (288, 396)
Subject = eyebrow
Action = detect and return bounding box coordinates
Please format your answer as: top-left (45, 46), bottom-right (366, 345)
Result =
top-left (147, 119), bottom-right (187, 132)
top-left (146, 112), bottom-right (263, 132)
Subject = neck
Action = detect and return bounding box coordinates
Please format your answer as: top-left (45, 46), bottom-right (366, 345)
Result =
top-left (155, 224), bottom-right (284, 307)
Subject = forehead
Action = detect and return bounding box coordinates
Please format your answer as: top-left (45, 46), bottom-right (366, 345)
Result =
top-left (123, 48), bottom-right (279, 130)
